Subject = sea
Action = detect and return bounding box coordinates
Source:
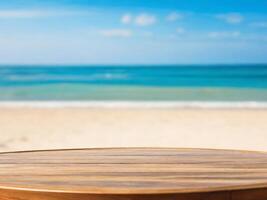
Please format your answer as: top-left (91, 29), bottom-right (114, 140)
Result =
top-left (0, 64), bottom-right (267, 108)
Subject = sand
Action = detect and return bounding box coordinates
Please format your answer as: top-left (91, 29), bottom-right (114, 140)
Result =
top-left (0, 107), bottom-right (267, 152)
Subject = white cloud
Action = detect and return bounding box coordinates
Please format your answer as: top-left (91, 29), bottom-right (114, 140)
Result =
top-left (251, 22), bottom-right (267, 28)
top-left (121, 13), bottom-right (156, 26)
top-left (100, 29), bottom-right (132, 38)
top-left (0, 10), bottom-right (46, 18)
top-left (166, 12), bottom-right (184, 22)
top-left (208, 31), bottom-right (241, 38)
top-left (121, 14), bottom-right (132, 24)
top-left (0, 9), bottom-right (86, 19)
top-left (176, 27), bottom-right (185, 34)
top-left (216, 13), bottom-right (244, 24)
top-left (135, 14), bottom-right (156, 26)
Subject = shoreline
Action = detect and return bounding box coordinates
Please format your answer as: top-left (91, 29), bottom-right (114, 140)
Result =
top-left (0, 101), bottom-right (267, 109)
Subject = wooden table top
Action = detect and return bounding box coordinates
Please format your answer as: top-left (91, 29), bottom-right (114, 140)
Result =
top-left (1, 148), bottom-right (267, 200)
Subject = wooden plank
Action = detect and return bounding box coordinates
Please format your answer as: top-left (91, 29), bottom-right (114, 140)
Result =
top-left (232, 188), bottom-right (267, 200)
top-left (0, 148), bottom-right (267, 199)
top-left (0, 189), bottom-right (231, 200)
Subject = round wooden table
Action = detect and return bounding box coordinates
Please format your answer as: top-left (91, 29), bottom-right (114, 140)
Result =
top-left (0, 148), bottom-right (267, 200)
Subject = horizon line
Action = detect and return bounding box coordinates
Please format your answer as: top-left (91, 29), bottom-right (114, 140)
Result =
top-left (0, 63), bottom-right (267, 67)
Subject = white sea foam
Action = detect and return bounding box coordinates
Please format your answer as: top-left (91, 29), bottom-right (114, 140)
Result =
top-left (3, 73), bottom-right (128, 81)
top-left (0, 101), bottom-right (267, 109)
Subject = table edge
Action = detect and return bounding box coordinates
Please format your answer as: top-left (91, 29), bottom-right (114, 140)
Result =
top-left (1, 147), bottom-right (267, 155)
top-left (1, 147), bottom-right (267, 195)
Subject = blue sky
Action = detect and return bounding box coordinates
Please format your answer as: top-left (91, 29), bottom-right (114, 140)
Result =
top-left (0, 0), bottom-right (267, 65)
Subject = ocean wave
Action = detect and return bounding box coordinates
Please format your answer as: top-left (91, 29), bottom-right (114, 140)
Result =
top-left (0, 101), bottom-right (267, 108)
top-left (0, 73), bottom-right (129, 82)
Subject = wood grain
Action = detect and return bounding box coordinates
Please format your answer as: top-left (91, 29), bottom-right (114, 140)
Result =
top-left (0, 148), bottom-right (267, 200)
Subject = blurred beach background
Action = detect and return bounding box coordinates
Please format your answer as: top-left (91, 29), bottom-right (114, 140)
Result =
top-left (1, 0), bottom-right (267, 152)
top-left (1, 65), bottom-right (267, 152)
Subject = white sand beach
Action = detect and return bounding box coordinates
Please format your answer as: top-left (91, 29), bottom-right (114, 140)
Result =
top-left (1, 107), bottom-right (267, 152)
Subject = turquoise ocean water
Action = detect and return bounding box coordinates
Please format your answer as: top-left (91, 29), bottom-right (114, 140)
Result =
top-left (1, 65), bottom-right (267, 103)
